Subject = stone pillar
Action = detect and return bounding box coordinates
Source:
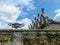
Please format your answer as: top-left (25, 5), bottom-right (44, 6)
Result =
top-left (12, 32), bottom-right (23, 45)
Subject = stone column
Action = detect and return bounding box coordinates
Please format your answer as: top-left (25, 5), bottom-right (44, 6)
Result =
top-left (12, 32), bottom-right (23, 45)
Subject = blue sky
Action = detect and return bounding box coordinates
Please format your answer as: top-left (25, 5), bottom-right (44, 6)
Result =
top-left (17, 0), bottom-right (60, 20)
top-left (0, 0), bottom-right (60, 29)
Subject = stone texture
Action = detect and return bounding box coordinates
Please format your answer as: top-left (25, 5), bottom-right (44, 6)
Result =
top-left (12, 32), bottom-right (23, 45)
top-left (0, 30), bottom-right (59, 45)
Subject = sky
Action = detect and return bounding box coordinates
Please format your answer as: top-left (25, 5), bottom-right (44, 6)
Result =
top-left (0, 0), bottom-right (60, 29)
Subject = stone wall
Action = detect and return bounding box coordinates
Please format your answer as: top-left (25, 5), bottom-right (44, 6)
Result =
top-left (44, 24), bottom-right (60, 29)
top-left (0, 30), bottom-right (60, 45)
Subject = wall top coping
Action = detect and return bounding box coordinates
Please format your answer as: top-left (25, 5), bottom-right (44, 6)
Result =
top-left (0, 29), bottom-right (60, 32)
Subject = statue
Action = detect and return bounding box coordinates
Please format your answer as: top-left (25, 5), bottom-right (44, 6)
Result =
top-left (29, 8), bottom-right (49, 29)
top-left (41, 8), bottom-right (44, 14)
top-left (39, 8), bottom-right (49, 29)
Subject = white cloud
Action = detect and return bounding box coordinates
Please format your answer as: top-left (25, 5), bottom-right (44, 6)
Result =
top-left (0, 0), bottom-right (35, 29)
top-left (0, 20), bottom-right (12, 29)
top-left (53, 9), bottom-right (60, 21)
top-left (21, 18), bottom-right (32, 29)
top-left (0, 4), bottom-right (21, 22)
top-left (55, 9), bottom-right (60, 13)
top-left (0, 0), bottom-right (35, 11)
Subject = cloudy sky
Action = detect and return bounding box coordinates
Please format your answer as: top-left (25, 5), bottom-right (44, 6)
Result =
top-left (0, 0), bottom-right (60, 29)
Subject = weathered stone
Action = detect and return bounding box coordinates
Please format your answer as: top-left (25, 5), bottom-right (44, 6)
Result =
top-left (0, 30), bottom-right (59, 45)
